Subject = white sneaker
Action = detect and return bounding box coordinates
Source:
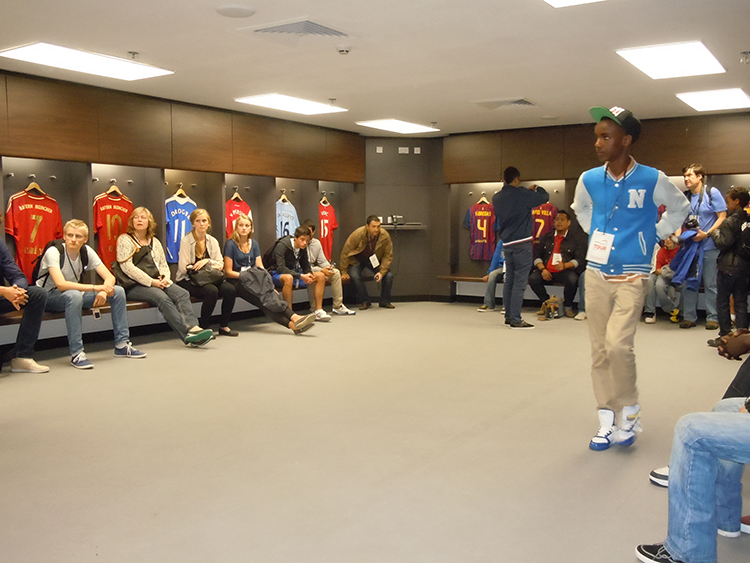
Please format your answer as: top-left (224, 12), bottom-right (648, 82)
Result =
top-left (10, 357), bottom-right (50, 373)
top-left (574, 311), bottom-right (587, 321)
top-left (332, 305), bottom-right (356, 315)
top-left (645, 313), bottom-right (656, 324)
top-left (314, 309), bottom-right (332, 322)
top-left (589, 409), bottom-right (616, 451)
top-left (649, 465), bottom-right (669, 487)
top-left (615, 404), bottom-right (642, 446)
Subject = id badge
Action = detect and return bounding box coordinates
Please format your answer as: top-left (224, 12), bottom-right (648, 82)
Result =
top-left (369, 254), bottom-right (380, 269)
top-left (586, 229), bottom-right (615, 264)
top-left (551, 253), bottom-right (562, 266)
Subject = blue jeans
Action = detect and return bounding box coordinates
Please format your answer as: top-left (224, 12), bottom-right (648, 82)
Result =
top-left (644, 273), bottom-right (677, 314)
top-left (502, 241), bottom-right (533, 322)
top-left (483, 268), bottom-right (504, 309)
top-left (0, 285), bottom-right (47, 358)
top-left (127, 283), bottom-right (198, 342)
top-left (45, 286), bottom-right (130, 356)
top-left (347, 262), bottom-right (393, 305)
top-left (681, 248), bottom-right (719, 323)
top-left (664, 398), bottom-right (750, 563)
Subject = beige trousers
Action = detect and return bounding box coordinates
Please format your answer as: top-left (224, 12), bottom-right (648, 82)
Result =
top-left (585, 271), bottom-right (647, 413)
top-left (308, 267), bottom-right (343, 309)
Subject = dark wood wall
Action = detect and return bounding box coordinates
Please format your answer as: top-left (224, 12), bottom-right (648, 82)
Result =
top-left (444, 112), bottom-right (750, 184)
top-left (0, 72), bottom-right (365, 183)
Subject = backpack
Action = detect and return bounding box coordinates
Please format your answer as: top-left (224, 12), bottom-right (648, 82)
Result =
top-left (31, 239), bottom-right (89, 285)
top-left (262, 236), bottom-right (286, 271)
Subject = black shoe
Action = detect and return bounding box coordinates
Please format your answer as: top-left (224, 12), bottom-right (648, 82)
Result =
top-left (218, 328), bottom-right (239, 337)
top-left (707, 337), bottom-right (722, 348)
top-left (504, 318), bottom-right (511, 325)
top-left (379, 302), bottom-right (395, 309)
top-left (509, 320), bottom-right (534, 330)
top-left (359, 302), bottom-right (372, 310)
top-left (635, 543), bottom-right (683, 563)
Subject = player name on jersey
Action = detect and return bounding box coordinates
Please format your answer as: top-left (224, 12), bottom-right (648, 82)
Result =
top-left (463, 202), bottom-right (496, 261)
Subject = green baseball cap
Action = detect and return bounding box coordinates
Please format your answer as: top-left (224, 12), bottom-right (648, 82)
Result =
top-left (589, 106), bottom-right (641, 143)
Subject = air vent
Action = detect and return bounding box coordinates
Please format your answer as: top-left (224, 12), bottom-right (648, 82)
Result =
top-left (474, 98), bottom-right (536, 110)
top-left (252, 19), bottom-right (348, 37)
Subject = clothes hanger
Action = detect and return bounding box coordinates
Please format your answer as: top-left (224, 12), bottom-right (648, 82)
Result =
top-left (230, 187), bottom-right (243, 201)
top-left (477, 192), bottom-right (489, 205)
top-left (174, 183), bottom-right (187, 198)
top-left (106, 184), bottom-right (123, 196)
top-left (25, 181), bottom-right (46, 196)
top-left (278, 190), bottom-right (289, 203)
top-left (320, 191), bottom-right (330, 205)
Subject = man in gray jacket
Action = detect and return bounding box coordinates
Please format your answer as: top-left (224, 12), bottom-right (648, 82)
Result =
top-left (302, 220), bottom-right (355, 316)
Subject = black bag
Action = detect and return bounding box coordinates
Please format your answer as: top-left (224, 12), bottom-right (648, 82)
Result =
top-left (262, 236), bottom-right (285, 271)
top-left (238, 267), bottom-right (288, 313)
top-left (113, 235), bottom-right (160, 290)
top-left (32, 239), bottom-right (88, 284)
top-left (187, 263), bottom-right (225, 287)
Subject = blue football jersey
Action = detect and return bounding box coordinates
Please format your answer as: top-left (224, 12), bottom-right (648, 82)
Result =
top-left (165, 194), bottom-right (197, 263)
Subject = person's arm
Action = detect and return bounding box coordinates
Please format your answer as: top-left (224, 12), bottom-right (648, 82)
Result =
top-left (0, 241), bottom-right (28, 289)
top-left (571, 175), bottom-right (592, 234)
top-left (654, 172), bottom-right (691, 240)
top-left (206, 236), bottom-right (225, 270)
top-left (223, 240), bottom-right (239, 279)
top-left (150, 238), bottom-right (172, 284)
top-left (339, 230), bottom-right (358, 279)
top-left (274, 242), bottom-right (299, 278)
top-left (378, 233), bottom-right (393, 275)
top-left (710, 215), bottom-right (736, 250)
top-left (176, 235), bottom-right (195, 280)
top-left (526, 185), bottom-right (549, 208)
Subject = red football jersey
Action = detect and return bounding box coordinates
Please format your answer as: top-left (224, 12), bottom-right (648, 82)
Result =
top-left (5, 191), bottom-right (64, 281)
top-left (318, 202), bottom-right (338, 261)
top-left (93, 192), bottom-right (133, 267)
top-left (225, 199), bottom-right (252, 239)
top-left (463, 203), bottom-right (496, 261)
top-left (531, 202), bottom-right (558, 249)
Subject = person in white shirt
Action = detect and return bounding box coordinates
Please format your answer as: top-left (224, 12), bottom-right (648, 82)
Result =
top-left (302, 220), bottom-right (355, 316)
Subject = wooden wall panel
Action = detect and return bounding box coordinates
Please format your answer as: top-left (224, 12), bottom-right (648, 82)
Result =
top-left (443, 132), bottom-right (502, 184)
top-left (231, 113), bottom-right (283, 176)
top-left (563, 124), bottom-right (600, 179)
top-left (634, 117), bottom-right (710, 176)
top-left (706, 112), bottom-right (750, 175)
top-left (324, 129), bottom-right (365, 183)
top-left (0, 75), bottom-right (8, 153)
top-left (6, 75), bottom-right (99, 162)
top-left (281, 122), bottom-right (327, 180)
top-left (501, 128), bottom-right (564, 180)
top-left (172, 104), bottom-right (232, 172)
top-left (98, 90), bottom-right (172, 168)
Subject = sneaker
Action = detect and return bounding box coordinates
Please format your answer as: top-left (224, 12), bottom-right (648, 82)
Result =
top-left (509, 320), bottom-right (534, 330)
top-left (332, 305), bottom-right (356, 315)
top-left (10, 357), bottom-right (49, 373)
top-left (186, 335), bottom-right (212, 348)
top-left (589, 409), bottom-right (616, 451)
top-left (615, 404), bottom-right (642, 446)
top-left (670, 309), bottom-right (680, 323)
top-left (741, 514), bottom-right (750, 534)
top-left (645, 313), bottom-right (656, 324)
top-left (635, 543), bottom-right (683, 563)
top-left (504, 318), bottom-right (511, 325)
top-left (114, 342), bottom-right (147, 359)
top-left (314, 309), bottom-right (332, 322)
top-left (706, 320), bottom-right (719, 330)
top-left (717, 528), bottom-right (741, 538)
top-left (379, 302), bottom-right (395, 309)
top-left (679, 320), bottom-right (696, 329)
top-left (293, 313), bottom-right (316, 335)
top-left (71, 352), bottom-right (94, 370)
top-left (359, 301), bottom-right (372, 310)
top-left (574, 311), bottom-right (587, 321)
top-left (564, 309), bottom-right (576, 318)
top-left (185, 328), bottom-right (213, 345)
top-left (649, 466), bottom-right (669, 488)
top-left (477, 305), bottom-right (494, 312)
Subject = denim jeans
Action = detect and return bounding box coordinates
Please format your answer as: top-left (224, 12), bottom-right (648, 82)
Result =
top-left (483, 268), bottom-right (504, 309)
top-left (682, 248), bottom-right (719, 323)
top-left (716, 270), bottom-right (749, 336)
top-left (644, 273), bottom-right (678, 314)
top-left (665, 398), bottom-right (750, 563)
top-left (347, 262), bottom-right (393, 305)
top-left (0, 285), bottom-right (47, 358)
top-left (45, 286), bottom-right (130, 356)
top-left (127, 283), bottom-right (198, 341)
top-left (502, 242), bottom-right (533, 322)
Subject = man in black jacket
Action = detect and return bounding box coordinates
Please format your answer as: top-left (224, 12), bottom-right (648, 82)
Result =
top-left (528, 210), bottom-right (587, 317)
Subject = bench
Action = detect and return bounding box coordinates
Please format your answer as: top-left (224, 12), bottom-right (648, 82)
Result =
top-left (437, 274), bottom-right (579, 304)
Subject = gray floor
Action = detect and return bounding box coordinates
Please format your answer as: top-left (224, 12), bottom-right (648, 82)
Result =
top-left (1, 302), bottom-right (748, 563)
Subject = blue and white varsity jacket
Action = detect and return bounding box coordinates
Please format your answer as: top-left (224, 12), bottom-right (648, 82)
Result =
top-left (571, 160), bottom-right (689, 277)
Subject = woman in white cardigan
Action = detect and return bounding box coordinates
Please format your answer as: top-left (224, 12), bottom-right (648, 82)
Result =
top-left (116, 207), bottom-right (213, 347)
top-left (176, 208), bottom-right (238, 336)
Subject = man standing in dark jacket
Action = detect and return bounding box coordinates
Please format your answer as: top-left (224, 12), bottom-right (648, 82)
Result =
top-left (493, 166), bottom-right (549, 329)
top-left (708, 186), bottom-right (750, 346)
top-left (0, 235), bottom-right (48, 372)
top-left (528, 210), bottom-right (586, 317)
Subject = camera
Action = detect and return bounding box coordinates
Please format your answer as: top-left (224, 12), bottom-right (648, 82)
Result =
top-left (684, 216), bottom-right (700, 230)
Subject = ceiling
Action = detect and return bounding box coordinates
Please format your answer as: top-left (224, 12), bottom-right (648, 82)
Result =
top-left (1, 0), bottom-right (748, 137)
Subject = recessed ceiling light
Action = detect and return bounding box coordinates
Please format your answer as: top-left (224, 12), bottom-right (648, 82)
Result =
top-left (616, 41), bottom-right (725, 79)
top-left (676, 88), bottom-right (750, 111)
top-left (543, 0), bottom-right (606, 7)
top-left (0, 42), bottom-right (173, 81)
top-left (235, 94), bottom-right (347, 115)
top-left (216, 5), bottom-right (256, 18)
top-left (356, 119), bottom-right (440, 134)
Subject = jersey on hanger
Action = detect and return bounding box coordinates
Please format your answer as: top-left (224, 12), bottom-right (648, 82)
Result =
top-left (532, 202), bottom-right (558, 249)
top-left (5, 191), bottom-right (64, 282)
top-left (225, 199), bottom-right (252, 239)
top-left (165, 194), bottom-right (197, 263)
top-left (318, 202), bottom-right (338, 261)
top-left (463, 203), bottom-right (496, 261)
top-left (276, 200), bottom-right (300, 238)
top-left (93, 192), bottom-right (133, 267)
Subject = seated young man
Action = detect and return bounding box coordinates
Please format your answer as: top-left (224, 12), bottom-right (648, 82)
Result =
top-left (268, 226), bottom-right (329, 321)
top-left (301, 220), bottom-right (355, 316)
top-left (36, 219), bottom-right (145, 369)
top-left (643, 235), bottom-right (680, 324)
top-left (527, 211), bottom-right (586, 317)
top-left (0, 234), bottom-right (48, 373)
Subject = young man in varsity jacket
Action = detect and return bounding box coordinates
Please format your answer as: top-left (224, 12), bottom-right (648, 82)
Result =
top-left (571, 106), bottom-right (689, 452)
